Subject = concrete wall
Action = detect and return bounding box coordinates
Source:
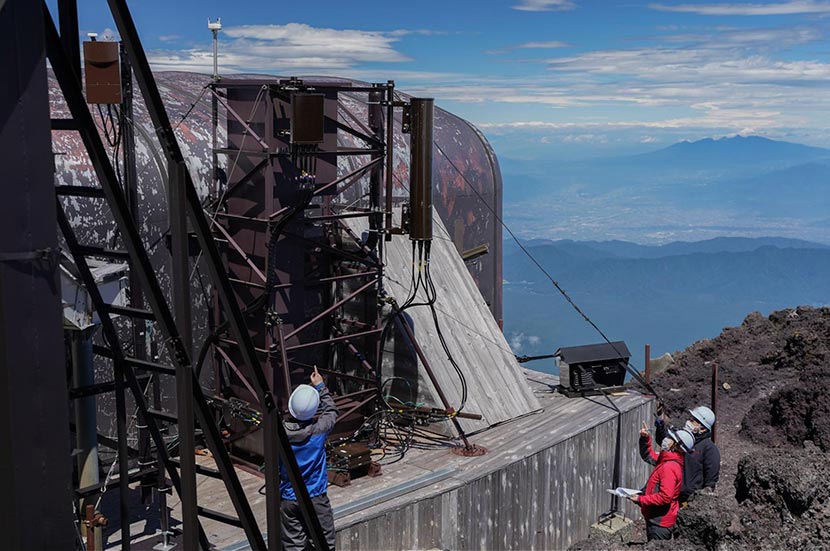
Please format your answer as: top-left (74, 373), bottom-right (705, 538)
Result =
top-left (335, 398), bottom-right (654, 550)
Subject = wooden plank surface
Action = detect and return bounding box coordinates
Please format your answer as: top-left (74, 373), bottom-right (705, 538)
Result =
top-left (351, 209), bottom-right (541, 433)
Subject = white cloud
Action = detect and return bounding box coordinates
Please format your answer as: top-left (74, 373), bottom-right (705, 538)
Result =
top-left (517, 40), bottom-right (571, 48)
top-left (508, 332), bottom-right (542, 351)
top-left (149, 22), bottom-right (412, 73)
top-left (513, 0), bottom-right (577, 12)
top-left (487, 40), bottom-right (571, 54)
top-left (649, 1), bottom-right (830, 16)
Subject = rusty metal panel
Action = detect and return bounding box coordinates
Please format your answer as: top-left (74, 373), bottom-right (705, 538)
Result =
top-left (83, 40), bottom-right (121, 104)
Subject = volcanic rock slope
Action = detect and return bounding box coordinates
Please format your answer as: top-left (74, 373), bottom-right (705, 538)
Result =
top-left (571, 305), bottom-right (830, 551)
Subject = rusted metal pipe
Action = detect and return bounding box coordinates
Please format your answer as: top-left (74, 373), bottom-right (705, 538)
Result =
top-left (285, 328), bottom-right (384, 352)
top-left (276, 319), bottom-right (292, 405)
top-left (711, 362), bottom-right (718, 444)
top-left (284, 279), bottom-right (379, 340)
top-left (384, 81), bottom-right (395, 241)
top-left (394, 316), bottom-right (474, 450)
top-left (342, 338), bottom-right (378, 377)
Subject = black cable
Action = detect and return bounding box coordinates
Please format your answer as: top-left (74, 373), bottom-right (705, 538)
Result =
top-left (432, 140), bottom-right (660, 398)
top-left (422, 241), bottom-right (468, 412)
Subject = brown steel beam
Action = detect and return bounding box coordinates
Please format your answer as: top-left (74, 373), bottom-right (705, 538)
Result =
top-left (214, 223), bottom-right (267, 283)
top-left (214, 344), bottom-right (259, 404)
top-left (336, 395), bottom-right (377, 424)
top-left (384, 81), bottom-right (395, 241)
top-left (208, 87), bottom-right (269, 150)
top-left (284, 279), bottom-right (379, 340)
top-left (394, 314), bottom-right (473, 449)
top-left (285, 328), bottom-right (383, 352)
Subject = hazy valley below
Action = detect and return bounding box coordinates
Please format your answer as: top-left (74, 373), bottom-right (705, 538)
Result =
top-left (498, 136), bottom-right (830, 373)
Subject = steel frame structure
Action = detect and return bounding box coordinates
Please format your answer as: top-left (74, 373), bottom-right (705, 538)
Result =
top-left (207, 78), bottom-right (396, 450)
top-left (39, 1), bottom-right (483, 548)
top-left (45, 1), bottom-right (328, 549)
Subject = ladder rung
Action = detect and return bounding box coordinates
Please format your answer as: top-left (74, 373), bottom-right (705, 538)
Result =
top-left (75, 465), bottom-right (159, 499)
top-left (170, 458), bottom-right (223, 480)
top-left (125, 356), bottom-right (176, 376)
top-left (51, 118), bottom-right (78, 131)
top-left (104, 305), bottom-right (156, 320)
top-left (197, 507), bottom-right (242, 528)
top-left (146, 408), bottom-right (178, 424)
top-left (76, 245), bottom-right (131, 261)
top-left (55, 185), bottom-right (105, 198)
top-left (69, 374), bottom-right (153, 399)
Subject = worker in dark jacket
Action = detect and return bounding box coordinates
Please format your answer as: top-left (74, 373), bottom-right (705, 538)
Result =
top-left (655, 405), bottom-right (720, 502)
top-left (633, 423), bottom-right (695, 540)
top-left (280, 367), bottom-right (338, 551)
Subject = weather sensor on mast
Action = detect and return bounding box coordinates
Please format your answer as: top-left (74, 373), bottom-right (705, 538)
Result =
top-left (208, 18), bottom-right (222, 80)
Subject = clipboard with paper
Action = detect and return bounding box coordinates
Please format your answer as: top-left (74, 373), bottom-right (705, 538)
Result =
top-left (606, 487), bottom-right (642, 498)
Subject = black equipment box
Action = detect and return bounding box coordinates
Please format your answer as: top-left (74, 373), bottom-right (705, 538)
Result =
top-left (556, 341), bottom-right (630, 394)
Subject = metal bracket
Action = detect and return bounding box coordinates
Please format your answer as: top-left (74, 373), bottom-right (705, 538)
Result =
top-left (401, 103), bottom-right (411, 133)
top-left (0, 246), bottom-right (60, 269)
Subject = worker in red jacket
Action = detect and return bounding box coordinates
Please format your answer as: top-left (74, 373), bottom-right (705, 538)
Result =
top-left (631, 422), bottom-right (695, 541)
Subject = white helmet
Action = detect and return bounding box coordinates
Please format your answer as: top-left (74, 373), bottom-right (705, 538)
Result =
top-left (667, 427), bottom-right (695, 453)
top-left (288, 384), bottom-right (320, 421)
top-left (689, 406), bottom-right (715, 431)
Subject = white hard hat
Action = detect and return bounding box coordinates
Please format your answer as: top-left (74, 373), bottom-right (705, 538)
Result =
top-left (689, 406), bottom-right (715, 431)
top-left (668, 427), bottom-right (695, 453)
top-left (288, 384), bottom-right (320, 421)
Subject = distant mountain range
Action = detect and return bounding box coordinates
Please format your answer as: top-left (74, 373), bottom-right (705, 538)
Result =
top-left (500, 135), bottom-right (830, 245)
top-left (627, 135), bottom-right (830, 166)
top-left (507, 236), bottom-right (829, 260)
top-left (502, 237), bottom-right (830, 375)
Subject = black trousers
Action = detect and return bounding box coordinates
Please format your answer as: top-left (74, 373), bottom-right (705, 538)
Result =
top-left (281, 493), bottom-right (336, 551)
top-left (646, 523), bottom-right (674, 541)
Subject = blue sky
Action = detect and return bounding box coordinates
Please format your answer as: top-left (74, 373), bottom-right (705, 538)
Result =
top-left (61, 0), bottom-right (830, 154)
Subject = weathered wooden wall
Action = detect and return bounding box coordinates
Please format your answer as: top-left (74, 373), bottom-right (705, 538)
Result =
top-left (335, 396), bottom-right (654, 550)
top-left (361, 210), bottom-right (540, 433)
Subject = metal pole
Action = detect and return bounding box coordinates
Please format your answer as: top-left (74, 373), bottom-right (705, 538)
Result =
top-left (276, 319), bottom-right (293, 405)
top-left (0, 2), bottom-right (75, 547)
top-left (169, 160), bottom-right (199, 549)
top-left (711, 362), bottom-right (718, 444)
top-left (58, 0), bottom-right (81, 80)
top-left (644, 343), bottom-right (651, 386)
top-left (151, 336), bottom-right (174, 551)
top-left (395, 315), bottom-right (472, 449)
top-left (212, 29), bottom-right (219, 80)
top-left (121, 42), bottom-right (156, 506)
top-left (70, 327), bottom-right (103, 551)
top-left (384, 81), bottom-right (394, 241)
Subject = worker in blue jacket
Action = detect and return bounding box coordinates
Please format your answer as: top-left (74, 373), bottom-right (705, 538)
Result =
top-left (655, 404), bottom-right (720, 504)
top-left (280, 367), bottom-right (339, 550)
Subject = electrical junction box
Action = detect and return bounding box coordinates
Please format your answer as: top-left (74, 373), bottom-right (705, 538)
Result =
top-left (556, 341), bottom-right (630, 393)
top-left (83, 40), bottom-right (122, 104)
top-left (60, 253), bottom-right (129, 330)
top-left (290, 93), bottom-right (325, 144)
